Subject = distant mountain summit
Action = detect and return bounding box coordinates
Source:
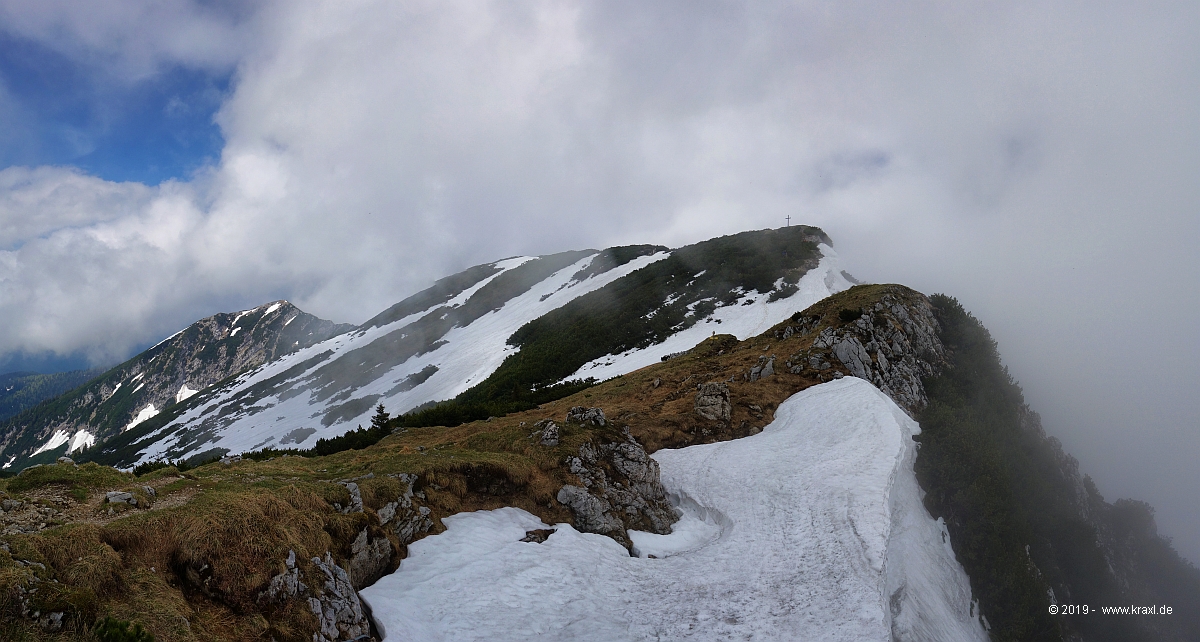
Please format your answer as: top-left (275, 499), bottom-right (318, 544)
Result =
top-left (93, 226), bottom-right (854, 467)
top-left (0, 301), bottom-right (352, 469)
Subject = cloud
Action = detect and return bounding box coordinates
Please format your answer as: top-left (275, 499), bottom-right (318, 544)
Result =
top-left (0, 0), bottom-right (262, 80)
top-left (0, 0), bottom-right (1198, 560)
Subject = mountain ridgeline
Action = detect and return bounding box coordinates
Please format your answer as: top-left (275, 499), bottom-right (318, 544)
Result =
top-left (87, 225), bottom-right (849, 469)
top-left (0, 302), bottom-right (353, 471)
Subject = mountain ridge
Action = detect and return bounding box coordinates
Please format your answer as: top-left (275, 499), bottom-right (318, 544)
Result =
top-left (0, 301), bottom-right (353, 471)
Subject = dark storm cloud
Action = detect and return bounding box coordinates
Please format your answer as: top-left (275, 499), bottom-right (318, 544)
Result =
top-left (0, 0), bottom-right (1196, 560)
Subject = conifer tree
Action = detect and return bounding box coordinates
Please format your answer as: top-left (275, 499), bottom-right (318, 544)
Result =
top-left (370, 403), bottom-right (390, 432)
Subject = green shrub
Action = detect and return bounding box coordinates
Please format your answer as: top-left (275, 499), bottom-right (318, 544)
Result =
top-left (93, 617), bottom-right (154, 642)
top-left (837, 308), bottom-right (861, 322)
top-left (132, 461), bottom-right (169, 477)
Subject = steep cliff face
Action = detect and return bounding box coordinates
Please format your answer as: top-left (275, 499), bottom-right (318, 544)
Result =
top-left (0, 301), bottom-right (352, 470)
top-left (916, 296), bottom-right (1200, 642)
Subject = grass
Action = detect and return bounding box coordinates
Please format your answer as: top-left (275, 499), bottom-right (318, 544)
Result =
top-left (4, 462), bottom-right (133, 495)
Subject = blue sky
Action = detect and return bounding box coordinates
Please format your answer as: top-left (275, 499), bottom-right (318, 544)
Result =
top-left (0, 31), bottom-right (227, 185)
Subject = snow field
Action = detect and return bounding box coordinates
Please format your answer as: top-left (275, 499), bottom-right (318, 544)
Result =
top-left (567, 244), bottom-right (853, 383)
top-left (360, 378), bottom-right (987, 641)
top-left (134, 251), bottom-right (668, 463)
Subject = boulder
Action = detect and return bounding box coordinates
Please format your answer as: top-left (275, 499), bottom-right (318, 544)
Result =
top-left (105, 491), bottom-right (134, 505)
top-left (565, 406), bottom-right (607, 427)
top-left (694, 382), bottom-right (731, 422)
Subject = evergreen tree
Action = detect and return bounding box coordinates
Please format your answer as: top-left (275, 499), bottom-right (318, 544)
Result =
top-left (370, 403), bottom-right (390, 431)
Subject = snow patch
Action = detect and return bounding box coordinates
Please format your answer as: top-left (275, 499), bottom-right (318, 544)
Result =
top-left (67, 430), bottom-right (95, 454)
top-left (176, 384), bottom-right (198, 404)
top-left (2, 456), bottom-right (13, 469)
top-left (31, 430), bottom-right (71, 456)
top-left (284, 315), bottom-right (296, 326)
top-left (131, 372), bottom-right (144, 382)
top-left (567, 243), bottom-right (854, 382)
top-left (132, 382), bottom-right (145, 394)
top-left (263, 302), bottom-right (283, 316)
top-left (124, 404), bottom-right (159, 432)
top-left (230, 326), bottom-right (241, 337)
top-left (362, 378), bottom-right (987, 641)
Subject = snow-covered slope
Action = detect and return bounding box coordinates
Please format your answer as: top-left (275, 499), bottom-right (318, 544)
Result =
top-left (569, 244), bottom-right (853, 382)
top-left (104, 227), bottom-right (851, 466)
top-left (361, 377), bottom-right (988, 641)
top-left (123, 249), bottom-right (671, 463)
top-left (0, 300), bottom-right (350, 470)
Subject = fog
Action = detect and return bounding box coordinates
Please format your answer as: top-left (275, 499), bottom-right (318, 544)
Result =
top-left (0, 0), bottom-right (1197, 562)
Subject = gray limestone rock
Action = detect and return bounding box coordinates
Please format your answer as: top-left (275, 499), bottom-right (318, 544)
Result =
top-left (105, 491), bottom-right (134, 505)
top-left (557, 431), bottom-right (678, 549)
top-left (347, 528), bottom-right (393, 589)
top-left (258, 549), bottom-right (308, 604)
top-left (308, 552), bottom-right (372, 642)
top-left (556, 485), bottom-right (624, 535)
top-left (337, 481), bottom-right (364, 514)
top-left (694, 382), bottom-right (731, 422)
top-left (565, 406), bottom-right (607, 427)
top-left (534, 419), bottom-right (560, 446)
top-left (56, 457), bottom-right (74, 466)
top-left (747, 355), bottom-right (776, 380)
top-left (832, 336), bottom-right (871, 380)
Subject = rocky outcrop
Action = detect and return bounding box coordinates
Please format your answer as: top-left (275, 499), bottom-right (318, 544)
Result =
top-left (308, 552), bottom-right (373, 642)
top-left (744, 355), bottom-right (775, 381)
top-left (557, 426), bottom-right (677, 549)
top-left (780, 290), bottom-right (945, 416)
top-left (347, 528), bottom-right (393, 589)
top-left (532, 419), bottom-right (560, 446)
top-left (376, 473), bottom-right (434, 548)
top-left (694, 383), bottom-right (732, 422)
top-left (565, 406), bottom-right (608, 427)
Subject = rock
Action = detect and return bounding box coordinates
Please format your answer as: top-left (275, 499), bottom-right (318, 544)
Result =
top-left (694, 383), bottom-right (731, 422)
top-left (347, 528), bottom-right (393, 589)
top-left (558, 431), bottom-right (677, 549)
top-left (105, 491), bottom-right (134, 505)
top-left (520, 528), bottom-right (556, 543)
top-left (746, 355), bottom-right (776, 381)
top-left (38, 611), bottom-right (63, 632)
top-left (831, 336), bottom-right (871, 380)
top-left (259, 549), bottom-right (308, 604)
top-left (2, 499), bottom-right (23, 511)
top-left (308, 552), bottom-right (372, 642)
top-left (56, 457), bottom-right (74, 466)
top-left (379, 474), bottom-right (434, 546)
top-left (142, 485), bottom-right (156, 498)
top-left (565, 406), bottom-right (607, 427)
top-left (556, 485), bottom-right (624, 536)
top-left (219, 454), bottom-right (242, 465)
top-left (651, 378), bottom-right (661, 388)
top-left (337, 481), bottom-right (363, 514)
top-left (534, 419), bottom-right (560, 446)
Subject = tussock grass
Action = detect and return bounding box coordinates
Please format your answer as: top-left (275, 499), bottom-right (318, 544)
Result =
top-left (6, 462), bottom-right (132, 495)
